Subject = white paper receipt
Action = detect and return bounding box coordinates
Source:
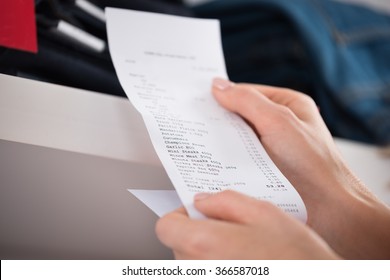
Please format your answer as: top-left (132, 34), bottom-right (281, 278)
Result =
top-left (106, 8), bottom-right (307, 222)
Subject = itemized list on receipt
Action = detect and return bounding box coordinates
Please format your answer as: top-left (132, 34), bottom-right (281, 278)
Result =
top-left (106, 8), bottom-right (307, 221)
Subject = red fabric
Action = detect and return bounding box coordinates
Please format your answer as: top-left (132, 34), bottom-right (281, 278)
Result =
top-left (0, 0), bottom-right (37, 53)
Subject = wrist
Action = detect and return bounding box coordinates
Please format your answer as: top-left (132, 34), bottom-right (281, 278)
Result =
top-left (308, 160), bottom-right (390, 259)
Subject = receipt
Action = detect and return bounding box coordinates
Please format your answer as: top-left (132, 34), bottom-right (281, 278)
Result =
top-left (106, 8), bottom-right (307, 222)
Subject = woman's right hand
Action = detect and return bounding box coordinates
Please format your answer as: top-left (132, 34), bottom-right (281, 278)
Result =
top-left (211, 78), bottom-right (390, 259)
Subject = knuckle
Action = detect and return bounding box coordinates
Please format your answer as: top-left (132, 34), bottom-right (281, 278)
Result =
top-left (155, 214), bottom-right (172, 239)
top-left (275, 105), bottom-right (295, 121)
top-left (219, 189), bottom-right (238, 199)
top-left (254, 200), bottom-right (279, 218)
top-left (184, 228), bottom-right (213, 257)
top-left (258, 200), bottom-right (277, 212)
top-left (281, 88), bottom-right (316, 105)
top-left (300, 94), bottom-right (316, 107)
top-left (234, 85), bottom-right (257, 101)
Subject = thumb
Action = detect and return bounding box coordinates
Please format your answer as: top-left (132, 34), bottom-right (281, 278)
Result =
top-left (194, 190), bottom-right (277, 225)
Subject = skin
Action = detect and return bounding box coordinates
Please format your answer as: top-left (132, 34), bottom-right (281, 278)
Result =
top-left (156, 191), bottom-right (339, 259)
top-left (156, 78), bottom-right (390, 259)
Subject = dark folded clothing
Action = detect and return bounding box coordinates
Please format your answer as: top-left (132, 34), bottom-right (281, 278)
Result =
top-left (0, 0), bottom-right (193, 97)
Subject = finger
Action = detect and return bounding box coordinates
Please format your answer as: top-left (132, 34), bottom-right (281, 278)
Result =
top-left (156, 209), bottom-right (228, 258)
top-left (243, 83), bottom-right (309, 106)
top-left (244, 82), bottom-right (332, 139)
top-left (171, 206), bottom-right (188, 215)
top-left (155, 206), bottom-right (188, 246)
top-left (212, 78), bottom-right (317, 124)
top-left (194, 190), bottom-right (278, 225)
top-left (212, 77), bottom-right (277, 120)
top-left (212, 78), bottom-right (301, 136)
top-left (247, 84), bottom-right (319, 121)
top-left (155, 210), bottom-right (193, 250)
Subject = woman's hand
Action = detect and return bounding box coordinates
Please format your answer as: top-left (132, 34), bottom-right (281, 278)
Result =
top-left (210, 78), bottom-right (390, 259)
top-left (156, 78), bottom-right (390, 260)
top-left (156, 190), bottom-right (339, 260)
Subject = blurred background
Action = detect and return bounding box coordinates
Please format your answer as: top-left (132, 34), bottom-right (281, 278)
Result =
top-left (1, 0), bottom-right (389, 145)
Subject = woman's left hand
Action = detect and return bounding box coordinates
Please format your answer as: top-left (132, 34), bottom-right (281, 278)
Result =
top-left (156, 190), bottom-right (339, 260)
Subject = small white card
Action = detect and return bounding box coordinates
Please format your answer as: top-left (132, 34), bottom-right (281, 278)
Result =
top-left (128, 189), bottom-right (182, 217)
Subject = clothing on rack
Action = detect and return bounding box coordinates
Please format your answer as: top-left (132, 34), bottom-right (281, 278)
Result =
top-left (194, 0), bottom-right (390, 145)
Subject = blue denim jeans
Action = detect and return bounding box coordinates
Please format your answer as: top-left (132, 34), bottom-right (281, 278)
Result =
top-left (194, 0), bottom-right (390, 145)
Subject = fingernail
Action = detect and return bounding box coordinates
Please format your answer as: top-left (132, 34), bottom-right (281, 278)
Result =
top-left (212, 77), bottom-right (233, 91)
top-left (194, 192), bottom-right (212, 201)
